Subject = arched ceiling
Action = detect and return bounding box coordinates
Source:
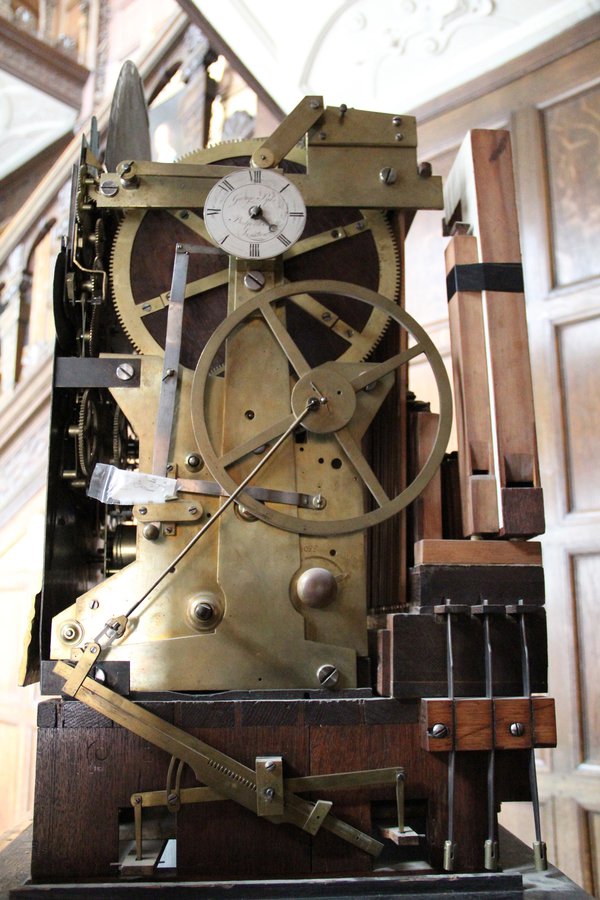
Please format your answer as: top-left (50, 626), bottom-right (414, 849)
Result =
top-left (187, 0), bottom-right (600, 114)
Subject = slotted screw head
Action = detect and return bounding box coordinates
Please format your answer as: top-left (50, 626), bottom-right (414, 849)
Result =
top-left (430, 723), bottom-right (449, 739)
top-left (317, 664), bottom-right (339, 688)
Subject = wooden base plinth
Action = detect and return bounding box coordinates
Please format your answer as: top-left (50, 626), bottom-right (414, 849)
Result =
top-left (11, 872), bottom-right (525, 898)
top-left (31, 696), bottom-right (531, 883)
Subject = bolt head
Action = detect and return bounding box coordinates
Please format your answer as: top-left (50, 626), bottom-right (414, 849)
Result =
top-left (186, 453), bottom-right (202, 470)
top-left (193, 602), bottom-right (215, 622)
top-left (100, 180), bottom-right (118, 197)
top-left (60, 621), bottom-right (81, 643)
top-left (116, 362), bottom-right (134, 381)
top-left (379, 166), bottom-right (397, 185)
top-left (510, 722), bottom-right (525, 737)
top-left (392, 116), bottom-right (403, 126)
top-left (138, 506), bottom-right (147, 516)
top-left (317, 664), bottom-right (340, 688)
top-left (143, 523), bottom-right (160, 541)
top-left (430, 723), bottom-right (449, 739)
top-left (243, 271), bottom-right (266, 291)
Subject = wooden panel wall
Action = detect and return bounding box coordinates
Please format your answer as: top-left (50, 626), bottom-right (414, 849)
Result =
top-left (0, 495), bottom-right (45, 837)
top-left (406, 23), bottom-right (600, 895)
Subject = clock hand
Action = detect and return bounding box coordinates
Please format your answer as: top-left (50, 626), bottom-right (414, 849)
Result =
top-left (249, 204), bottom-right (278, 232)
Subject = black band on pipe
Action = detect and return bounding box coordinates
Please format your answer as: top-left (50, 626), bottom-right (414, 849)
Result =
top-left (447, 263), bottom-right (524, 302)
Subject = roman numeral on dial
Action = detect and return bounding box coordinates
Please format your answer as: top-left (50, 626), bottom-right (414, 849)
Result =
top-left (249, 243), bottom-right (260, 258)
top-left (278, 234), bottom-right (291, 247)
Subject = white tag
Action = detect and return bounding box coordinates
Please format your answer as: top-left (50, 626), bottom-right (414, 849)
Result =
top-left (87, 463), bottom-right (178, 504)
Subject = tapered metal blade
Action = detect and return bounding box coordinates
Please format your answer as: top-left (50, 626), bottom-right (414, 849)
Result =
top-left (105, 60), bottom-right (151, 170)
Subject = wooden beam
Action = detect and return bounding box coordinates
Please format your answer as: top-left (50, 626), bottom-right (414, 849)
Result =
top-left (0, 15), bottom-right (89, 107)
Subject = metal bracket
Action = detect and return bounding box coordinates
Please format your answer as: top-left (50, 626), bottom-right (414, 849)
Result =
top-left (256, 756), bottom-right (284, 817)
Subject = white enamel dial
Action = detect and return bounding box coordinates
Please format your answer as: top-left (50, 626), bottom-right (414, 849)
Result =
top-left (203, 168), bottom-right (306, 259)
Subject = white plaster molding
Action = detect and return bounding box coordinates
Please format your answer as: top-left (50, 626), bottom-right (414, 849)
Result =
top-left (191, 0), bottom-right (600, 113)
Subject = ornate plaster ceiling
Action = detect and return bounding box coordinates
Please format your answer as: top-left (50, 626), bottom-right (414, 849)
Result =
top-left (190, 0), bottom-right (600, 113)
top-left (0, 69), bottom-right (76, 181)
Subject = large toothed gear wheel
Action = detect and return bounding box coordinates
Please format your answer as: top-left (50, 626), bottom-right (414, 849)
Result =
top-left (110, 141), bottom-right (400, 371)
top-left (191, 280), bottom-right (453, 536)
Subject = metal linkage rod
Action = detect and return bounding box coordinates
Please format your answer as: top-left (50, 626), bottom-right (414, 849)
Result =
top-left (443, 598), bottom-right (457, 872)
top-left (516, 598), bottom-right (548, 871)
top-left (124, 398), bottom-right (318, 620)
top-left (482, 598), bottom-right (499, 871)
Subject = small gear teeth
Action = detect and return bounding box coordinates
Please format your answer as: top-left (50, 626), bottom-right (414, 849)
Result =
top-left (360, 214), bottom-right (401, 361)
top-left (110, 213), bottom-right (144, 355)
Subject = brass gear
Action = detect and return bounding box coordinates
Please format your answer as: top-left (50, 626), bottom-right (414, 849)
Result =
top-left (191, 280), bottom-right (452, 537)
top-left (110, 140), bottom-right (400, 371)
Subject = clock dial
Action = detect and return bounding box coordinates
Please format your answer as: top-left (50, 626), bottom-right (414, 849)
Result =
top-left (203, 168), bottom-right (306, 259)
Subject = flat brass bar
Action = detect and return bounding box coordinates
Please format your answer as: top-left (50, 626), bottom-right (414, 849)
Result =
top-left (177, 478), bottom-right (317, 509)
top-left (283, 219), bottom-right (367, 260)
top-left (350, 345), bottom-right (424, 393)
top-left (152, 245), bottom-right (189, 476)
top-left (260, 300), bottom-right (311, 377)
top-left (334, 426), bottom-right (389, 507)
top-left (132, 786), bottom-right (221, 808)
top-left (95, 166), bottom-right (443, 211)
top-left (285, 767), bottom-right (403, 792)
top-left (134, 797), bottom-right (143, 860)
top-left (251, 96), bottom-right (324, 169)
top-left (62, 641), bottom-right (101, 696)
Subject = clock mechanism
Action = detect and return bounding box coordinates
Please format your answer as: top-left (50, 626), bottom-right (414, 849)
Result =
top-left (30, 74), bottom-right (553, 887)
